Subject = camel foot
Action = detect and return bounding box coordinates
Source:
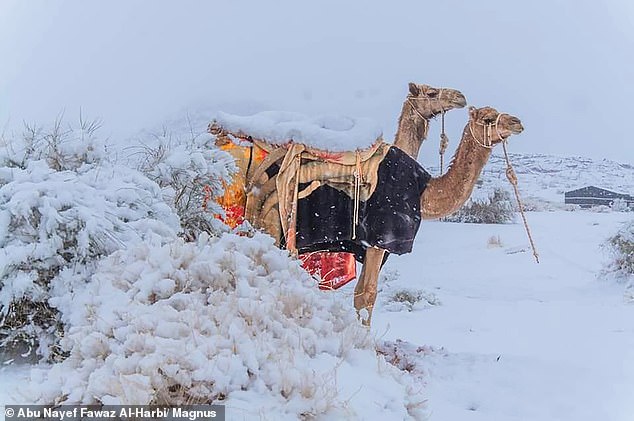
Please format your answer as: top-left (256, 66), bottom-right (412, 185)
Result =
top-left (356, 306), bottom-right (373, 327)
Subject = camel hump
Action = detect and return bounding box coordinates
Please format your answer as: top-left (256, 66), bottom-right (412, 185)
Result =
top-left (209, 110), bottom-right (383, 154)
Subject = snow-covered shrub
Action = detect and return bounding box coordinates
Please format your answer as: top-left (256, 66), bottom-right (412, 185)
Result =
top-left (611, 198), bottom-right (632, 212)
top-left (11, 117), bottom-right (108, 171)
top-left (517, 196), bottom-right (555, 212)
top-left (384, 289), bottom-right (440, 312)
top-left (443, 188), bottom-right (515, 224)
top-left (0, 120), bottom-right (181, 361)
top-left (487, 235), bottom-right (503, 248)
top-left (602, 221), bottom-right (634, 301)
top-left (590, 205), bottom-right (611, 213)
top-left (603, 221), bottom-right (634, 280)
top-left (376, 340), bottom-right (439, 379)
top-left (129, 127), bottom-right (236, 240)
top-left (32, 233), bottom-right (426, 420)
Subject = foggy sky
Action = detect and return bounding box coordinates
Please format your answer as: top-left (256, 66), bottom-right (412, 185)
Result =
top-left (1, 0), bottom-right (633, 167)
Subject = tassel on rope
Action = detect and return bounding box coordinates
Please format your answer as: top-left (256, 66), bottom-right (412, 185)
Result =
top-left (439, 111), bottom-right (449, 174)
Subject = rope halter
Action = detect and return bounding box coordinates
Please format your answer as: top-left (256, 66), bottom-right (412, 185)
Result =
top-left (406, 88), bottom-right (452, 173)
top-left (406, 97), bottom-right (429, 136)
top-left (468, 111), bottom-right (508, 149)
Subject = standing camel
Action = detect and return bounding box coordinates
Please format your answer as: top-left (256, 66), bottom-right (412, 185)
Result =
top-left (353, 106), bottom-right (524, 324)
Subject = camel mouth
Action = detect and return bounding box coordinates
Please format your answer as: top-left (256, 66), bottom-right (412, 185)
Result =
top-left (451, 93), bottom-right (467, 108)
top-left (508, 117), bottom-right (524, 134)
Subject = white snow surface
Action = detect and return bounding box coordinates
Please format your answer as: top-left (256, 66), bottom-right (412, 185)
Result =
top-left (371, 211), bottom-right (634, 421)
top-left (3, 233), bottom-right (424, 420)
top-left (212, 111), bottom-right (383, 151)
top-left (3, 210), bottom-right (634, 420)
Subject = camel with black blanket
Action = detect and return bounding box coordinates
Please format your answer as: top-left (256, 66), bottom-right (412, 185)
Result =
top-left (209, 84), bottom-right (524, 325)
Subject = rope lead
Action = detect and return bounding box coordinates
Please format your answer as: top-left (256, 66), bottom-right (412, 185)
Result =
top-left (502, 141), bottom-right (539, 263)
top-left (439, 111), bottom-right (449, 174)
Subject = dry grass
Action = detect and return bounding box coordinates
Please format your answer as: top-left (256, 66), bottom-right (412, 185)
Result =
top-left (487, 235), bottom-right (503, 248)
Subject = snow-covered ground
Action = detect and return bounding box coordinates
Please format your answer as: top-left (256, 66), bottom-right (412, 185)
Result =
top-left (2, 209), bottom-right (633, 420)
top-left (371, 211), bottom-right (634, 420)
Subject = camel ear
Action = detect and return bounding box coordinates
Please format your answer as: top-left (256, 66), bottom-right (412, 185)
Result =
top-left (408, 83), bottom-right (420, 96)
top-left (468, 106), bottom-right (478, 119)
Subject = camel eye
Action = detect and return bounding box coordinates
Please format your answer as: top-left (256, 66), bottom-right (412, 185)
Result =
top-left (483, 117), bottom-right (494, 124)
top-left (426, 91), bottom-right (438, 98)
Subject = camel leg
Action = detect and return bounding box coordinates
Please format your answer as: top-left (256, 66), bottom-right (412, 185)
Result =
top-left (354, 247), bottom-right (386, 327)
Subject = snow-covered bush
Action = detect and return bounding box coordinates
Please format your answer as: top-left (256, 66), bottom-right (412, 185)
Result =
top-left (129, 127), bottom-right (236, 240)
top-left (517, 196), bottom-right (555, 212)
top-left (376, 340), bottom-right (439, 379)
top-left (443, 188), bottom-right (515, 224)
top-left (32, 233), bottom-right (426, 420)
top-left (13, 117), bottom-right (108, 171)
top-left (3, 116), bottom-right (428, 418)
top-left (0, 120), bottom-right (181, 361)
top-left (602, 221), bottom-right (634, 286)
top-left (602, 221), bottom-right (634, 301)
top-left (611, 198), bottom-right (632, 212)
top-left (589, 205), bottom-right (611, 213)
top-left (487, 235), bottom-right (503, 248)
top-left (384, 289), bottom-right (440, 312)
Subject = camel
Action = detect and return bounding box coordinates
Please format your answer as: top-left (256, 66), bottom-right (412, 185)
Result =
top-left (209, 86), bottom-right (524, 326)
top-left (352, 105), bottom-right (524, 324)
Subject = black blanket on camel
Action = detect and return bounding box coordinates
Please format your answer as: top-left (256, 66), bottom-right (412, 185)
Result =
top-left (294, 146), bottom-right (431, 262)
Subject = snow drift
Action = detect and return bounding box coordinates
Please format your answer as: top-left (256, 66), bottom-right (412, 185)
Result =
top-left (31, 233), bottom-right (426, 419)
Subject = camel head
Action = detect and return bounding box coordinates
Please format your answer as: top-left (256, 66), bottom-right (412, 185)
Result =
top-left (467, 106), bottom-right (524, 146)
top-left (407, 82), bottom-right (467, 118)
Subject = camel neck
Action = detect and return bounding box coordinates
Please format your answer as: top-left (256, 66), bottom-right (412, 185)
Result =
top-left (393, 100), bottom-right (430, 160)
top-left (420, 122), bottom-right (493, 219)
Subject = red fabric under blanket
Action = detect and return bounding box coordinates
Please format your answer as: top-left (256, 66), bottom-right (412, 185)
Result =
top-left (299, 251), bottom-right (357, 290)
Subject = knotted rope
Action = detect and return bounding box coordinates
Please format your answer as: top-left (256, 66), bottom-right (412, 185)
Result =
top-left (406, 98), bottom-right (430, 137)
top-left (407, 94), bottom-right (450, 175)
top-left (500, 140), bottom-right (540, 263)
top-left (439, 111), bottom-right (449, 174)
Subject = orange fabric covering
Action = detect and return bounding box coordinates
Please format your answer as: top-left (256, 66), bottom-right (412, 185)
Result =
top-left (209, 142), bottom-right (268, 228)
top-left (209, 139), bottom-right (357, 289)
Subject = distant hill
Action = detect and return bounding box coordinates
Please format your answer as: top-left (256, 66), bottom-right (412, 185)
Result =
top-left (428, 153), bottom-right (634, 208)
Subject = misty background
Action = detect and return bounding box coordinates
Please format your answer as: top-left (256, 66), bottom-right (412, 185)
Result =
top-left (1, 0), bottom-right (633, 168)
